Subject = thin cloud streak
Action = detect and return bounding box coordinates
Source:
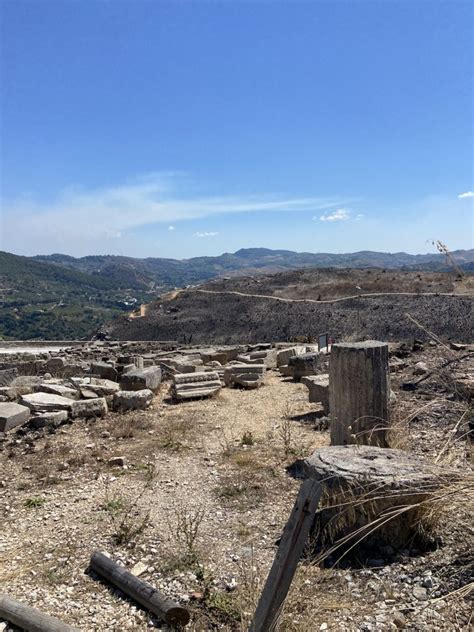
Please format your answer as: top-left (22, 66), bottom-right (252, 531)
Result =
top-left (194, 231), bottom-right (219, 238)
top-left (1, 172), bottom-right (347, 254)
top-left (458, 191), bottom-right (474, 199)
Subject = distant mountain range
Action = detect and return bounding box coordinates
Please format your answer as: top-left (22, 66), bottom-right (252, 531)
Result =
top-left (1, 248), bottom-right (472, 340)
top-left (34, 247), bottom-right (474, 288)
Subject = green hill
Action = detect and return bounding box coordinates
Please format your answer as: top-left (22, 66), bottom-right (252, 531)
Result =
top-left (0, 251), bottom-right (152, 340)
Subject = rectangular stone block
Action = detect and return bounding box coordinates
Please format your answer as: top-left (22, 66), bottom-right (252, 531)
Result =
top-left (120, 366), bottom-right (162, 392)
top-left (0, 402), bottom-right (30, 432)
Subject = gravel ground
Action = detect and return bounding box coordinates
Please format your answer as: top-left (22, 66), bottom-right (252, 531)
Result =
top-left (0, 345), bottom-right (472, 631)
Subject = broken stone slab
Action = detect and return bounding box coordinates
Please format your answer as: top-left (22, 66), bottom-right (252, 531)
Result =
top-left (75, 377), bottom-right (120, 397)
top-left (450, 342), bottom-right (467, 351)
top-left (235, 354), bottom-right (266, 365)
top-left (36, 383), bottom-right (80, 400)
top-left (277, 346), bottom-right (306, 367)
top-left (90, 361), bottom-right (118, 381)
top-left (413, 361), bottom-right (429, 376)
top-left (303, 445), bottom-right (456, 550)
top-left (223, 364), bottom-right (266, 389)
top-left (44, 356), bottom-right (66, 372)
top-left (301, 374), bottom-right (330, 413)
top-left (389, 357), bottom-right (407, 372)
top-left (71, 397), bottom-right (108, 419)
top-left (288, 352), bottom-right (324, 380)
top-left (120, 366), bottom-right (162, 392)
top-left (117, 355), bottom-right (144, 369)
top-left (113, 389), bottom-right (154, 411)
top-left (0, 367), bottom-right (18, 387)
top-left (0, 387), bottom-right (16, 402)
top-left (20, 392), bottom-right (73, 413)
top-left (0, 402), bottom-right (30, 432)
top-left (172, 371), bottom-right (221, 400)
top-left (30, 410), bottom-right (69, 429)
top-left (10, 375), bottom-right (43, 395)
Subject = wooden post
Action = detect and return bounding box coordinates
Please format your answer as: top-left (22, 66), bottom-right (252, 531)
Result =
top-left (90, 551), bottom-right (190, 627)
top-left (0, 593), bottom-right (78, 632)
top-left (329, 341), bottom-right (390, 447)
top-left (250, 479), bottom-right (322, 632)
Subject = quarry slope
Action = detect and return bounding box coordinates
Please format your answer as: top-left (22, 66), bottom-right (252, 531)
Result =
top-left (110, 268), bottom-right (473, 344)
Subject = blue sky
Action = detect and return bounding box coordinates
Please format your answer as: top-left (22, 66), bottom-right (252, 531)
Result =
top-left (0, 0), bottom-right (472, 258)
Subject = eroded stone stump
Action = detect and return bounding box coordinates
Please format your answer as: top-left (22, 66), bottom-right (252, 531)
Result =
top-left (330, 341), bottom-right (390, 447)
top-left (304, 445), bottom-right (454, 552)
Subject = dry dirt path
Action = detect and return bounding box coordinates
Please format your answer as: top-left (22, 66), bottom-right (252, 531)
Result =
top-left (194, 288), bottom-right (465, 304)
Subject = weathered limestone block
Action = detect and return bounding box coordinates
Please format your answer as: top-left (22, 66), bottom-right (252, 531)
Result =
top-left (120, 366), bottom-right (162, 392)
top-left (74, 377), bottom-right (120, 398)
top-left (224, 364), bottom-right (266, 389)
top-left (329, 341), bottom-right (390, 448)
top-left (236, 354), bottom-right (267, 365)
top-left (10, 376), bottom-right (43, 395)
top-left (36, 383), bottom-right (80, 400)
top-left (90, 361), bottom-right (118, 381)
top-left (113, 389), bottom-right (154, 411)
top-left (301, 374), bottom-right (330, 413)
top-left (117, 355), bottom-right (144, 369)
top-left (71, 397), bottom-right (108, 419)
top-left (277, 346), bottom-right (306, 368)
top-left (303, 445), bottom-right (456, 550)
top-left (0, 368), bottom-right (18, 387)
top-left (45, 357), bottom-right (66, 372)
top-left (289, 352), bottom-right (323, 380)
top-left (0, 387), bottom-right (16, 402)
top-left (172, 371), bottom-right (221, 400)
top-left (30, 410), bottom-right (68, 429)
top-left (0, 402), bottom-right (30, 432)
top-left (20, 392), bottom-right (73, 413)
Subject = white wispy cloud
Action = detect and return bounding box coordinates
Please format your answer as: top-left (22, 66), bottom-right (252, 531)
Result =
top-left (458, 191), bottom-right (474, 199)
top-left (194, 231), bottom-right (219, 238)
top-left (168, 225), bottom-right (175, 231)
top-left (318, 208), bottom-right (351, 222)
top-left (1, 172), bottom-right (347, 255)
top-left (355, 213), bottom-right (364, 221)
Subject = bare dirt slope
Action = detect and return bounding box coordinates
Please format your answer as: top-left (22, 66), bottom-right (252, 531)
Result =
top-left (0, 344), bottom-right (472, 631)
top-left (110, 269), bottom-right (473, 344)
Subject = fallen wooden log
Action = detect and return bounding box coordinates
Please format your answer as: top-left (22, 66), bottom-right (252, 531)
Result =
top-left (89, 551), bottom-right (190, 627)
top-left (0, 593), bottom-right (78, 632)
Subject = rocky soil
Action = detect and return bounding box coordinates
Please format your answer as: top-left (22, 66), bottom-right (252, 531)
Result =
top-left (109, 269), bottom-right (473, 344)
top-left (0, 341), bottom-right (472, 631)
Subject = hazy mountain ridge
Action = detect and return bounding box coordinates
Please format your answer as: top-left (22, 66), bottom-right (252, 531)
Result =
top-left (34, 247), bottom-right (474, 288)
top-left (2, 247), bottom-right (472, 340)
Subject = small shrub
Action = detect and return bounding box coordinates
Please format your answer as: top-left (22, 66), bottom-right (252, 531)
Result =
top-left (240, 430), bottom-right (254, 446)
top-left (24, 496), bottom-right (46, 508)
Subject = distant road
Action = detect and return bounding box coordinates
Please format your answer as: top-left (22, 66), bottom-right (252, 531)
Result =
top-left (192, 288), bottom-right (467, 304)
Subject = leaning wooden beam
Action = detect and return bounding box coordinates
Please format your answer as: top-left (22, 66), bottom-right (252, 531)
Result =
top-left (0, 593), bottom-right (78, 632)
top-left (90, 551), bottom-right (190, 627)
top-left (249, 479), bottom-right (322, 632)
